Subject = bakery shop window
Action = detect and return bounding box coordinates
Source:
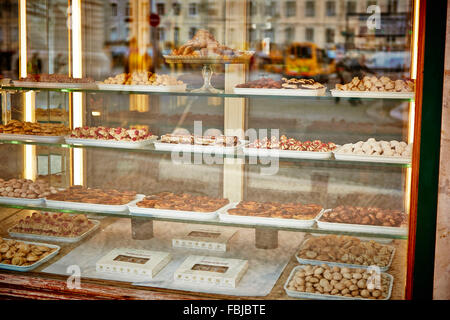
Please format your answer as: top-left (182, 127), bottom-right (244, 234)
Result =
top-left (191, 264), bottom-right (229, 274)
top-left (113, 255), bottom-right (149, 265)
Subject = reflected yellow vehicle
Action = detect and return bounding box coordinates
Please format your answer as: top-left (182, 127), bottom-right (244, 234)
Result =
top-left (284, 42), bottom-right (336, 80)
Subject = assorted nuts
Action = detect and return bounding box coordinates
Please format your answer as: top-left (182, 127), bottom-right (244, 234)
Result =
top-left (286, 264), bottom-right (390, 299)
top-left (297, 235), bottom-right (394, 267)
top-left (335, 76), bottom-right (414, 92)
top-left (0, 178), bottom-right (57, 199)
top-left (320, 206), bottom-right (407, 227)
top-left (336, 138), bottom-right (412, 157)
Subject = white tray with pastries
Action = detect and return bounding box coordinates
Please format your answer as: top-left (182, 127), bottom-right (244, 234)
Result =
top-left (128, 195), bottom-right (233, 221)
top-left (65, 136), bottom-right (158, 149)
top-left (333, 138), bottom-right (412, 164)
top-left (295, 235), bottom-right (396, 272)
top-left (12, 81), bottom-right (98, 90)
top-left (0, 133), bottom-right (65, 143)
top-left (8, 217), bottom-right (100, 243)
top-left (219, 202), bottom-right (322, 228)
top-left (331, 76), bottom-right (415, 99)
top-left (45, 198), bottom-right (134, 214)
top-left (243, 147), bottom-right (334, 160)
top-left (233, 77), bottom-right (326, 96)
top-left (96, 83), bottom-right (187, 92)
top-left (315, 210), bottom-right (408, 236)
top-left (154, 134), bottom-right (246, 155)
top-left (283, 265), bottom-right (394, 300)
top-left (0, 238), bottom-right (60, 272)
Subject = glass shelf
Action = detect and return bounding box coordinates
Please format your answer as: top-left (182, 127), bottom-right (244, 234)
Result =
top-left (0, 85), bottom-right (415, 102)
top-left (0, 203), bottom-right (408, 240)
top-left (0, 139), bottom-right (411, 168)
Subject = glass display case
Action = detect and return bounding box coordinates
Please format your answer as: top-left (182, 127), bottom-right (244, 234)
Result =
top-left (0, 0), bottom-right (444, 300)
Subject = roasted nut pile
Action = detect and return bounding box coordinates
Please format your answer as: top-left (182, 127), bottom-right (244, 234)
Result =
top-left (20, 73), bottom-right (94, 83)
top-left (0, 178), bottom-right (57, 199)
top-left (236, 77), bottom-right (324, 90)
top-left (286, 264), bottom-right (390, 299)
top-left (0, 120), bottom-right (71, 136)
top-left (11, 212), bottom-right (96, 238)
top-left (336, 138), bottom-right (412, 157)
top-left (170, 29), bottom-right (249, 58)
top-left (0, 237), bottom-right (57, 266)
top-left (297, 235), bottom-right (394, 267)
top-left (160, 134), bottom-right (239, 147)
top-left (228, 201), bottom-right (322, 220)
top-left (69, 126), bottom-right (154, 141)
top-left (320, 206), bottom-right (406, 227)
top-left (137, 192), bottom-right (229, 212)
top-left (102, 72), bottom-right (183, 86)
top-left (46, 185), bottom-right (137, 205)
top-left (335, 76), bottom-right (414, 92)
top-left (249, 135), bottom-right (337, 152)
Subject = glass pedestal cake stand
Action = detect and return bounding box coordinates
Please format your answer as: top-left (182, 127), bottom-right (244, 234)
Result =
top-left (164, 55), bottom-right (253, 94)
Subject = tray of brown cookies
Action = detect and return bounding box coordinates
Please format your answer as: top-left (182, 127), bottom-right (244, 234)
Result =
top-left (316, 206), bottom-right (408, 236)
top-left (234, 78), bottom-right (326, 96)
top-left (0, 237), bottom-right (60, 272)
top-left (284, 264), bottom-right (393, 300)
top-left (12, 73), bottom-right (97, 89)
top-left (8, 212), bottom-right (100, 243)
top-left (295, 235), bottom-right (396, 272)
top-left (45, 185), bottom-right (138, 214)
top-left (331, 76), bottom-right (414, 99)
top-left (0, 120), bottom-right (71, 143)
top-left (219, 201), bottom-right (323, 228)
top-left (128, 192), bottom-right (232, 221)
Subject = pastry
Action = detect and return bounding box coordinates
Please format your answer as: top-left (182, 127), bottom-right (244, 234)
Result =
top-left (0, 239), bottom-right (56, 267)
top-left (228, 201), bottom-right (322, 220)
top-left (69, 126), bottom-right (155, 141)
top-left (137, 192), bottom-right (229, 212)
top-left (335, 76), bottom-right (414, 92)
top-left (320, 206), bottom-right (406, 227)
top-left (249, 135), bottom-right (337, 152)
top-left (0, 178), bottom-right (57, 199)
top-left (46, 185), bottom-right (137, 205)
top-left (0, 120), bottom-right (70, 136)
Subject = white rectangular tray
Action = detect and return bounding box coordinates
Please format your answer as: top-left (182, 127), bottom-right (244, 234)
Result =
top-left (128, 197), bottom-right (233, 221)
top-left (283, 265), bottom-right (393, 300)
top-left (316, 210), bottom-right (408, 236)
top-left (45, 195), bottom-right (138, 214)
top-left (295, 237), bottom-right (396, 272)
top-left (0, 239), bottom-right (60, 272)
top-left (243, 147), bottom-right (334, 160)
top-left (65, 136), bottom-right (157, 149)
top-left (153, 140), bottom-right (246, 155)
top-left (0, 196), bottom-right (44, 206)
top-left (0, 133), bottom-right (65, 143)
top-left (233, 87), bottom-right (326, 96)
top-left (8, 219), bottom-right (100, 243)
top-left (218, 203), bottom-right (321, 228)
top-left (333, 152), bottom-right (411, 164)
top-left (96, 83), bottom-right (187, 92)
top-left (13, 81), bottom-right (97, 90)
top-left (330, 89), bottom-right (414, 99)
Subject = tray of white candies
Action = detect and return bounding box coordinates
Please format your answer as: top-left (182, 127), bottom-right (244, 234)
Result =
top-left (333, 138), bottom-right (412, 164)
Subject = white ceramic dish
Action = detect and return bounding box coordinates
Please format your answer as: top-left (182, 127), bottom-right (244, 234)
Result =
top-left (333, 151), bottom-right (411, 164)
top-left (295, 237), bottom-right (396, 272)
top-left (0, 239), bottom-right (60, 272)
top-left (65, 136), bottom-right (157, 149)
top-left (0, 133), bottom-right (65, 143)
top-left (128, 197), bottom-right (233, 221)
top-left (233, 87), bottom-right (326, 96)
top-left (283, 265), bottom-right (394, 300)
top-left (8, 219), bottom-right (100, 243)
top-left (12, 81), bottom-right (97, 90)
top-left (96, 83), bottom-right (187, 92)
top-left (45, 195), bottom-right (138, 214)
top-left (0, 196), bottom-right (44, 206)
top-left (218, 203), bottom-right (321, 228)
top-left (153, 140), bottom-right (247, 155)
top-left (243, 147), bottom-right (334, 160)
top-left (330, 89), bottom-right (414, 99)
